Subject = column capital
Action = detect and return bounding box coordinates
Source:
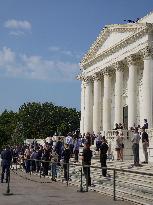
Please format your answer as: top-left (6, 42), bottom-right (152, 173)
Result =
top-left (92, 72), bottom-right (102, 81)
top-left (113, 61), bottom-right (126, 72)
top-left (76, 74), bottom-right (85, 81)
top-left (126, 54), bottom-right (141, 66)
top-left (84, 76), bottom-right (93, 84)
top-left (102, 67), bottom-right (112, 76)
top-left (142, 45), bottom-right (153, 60)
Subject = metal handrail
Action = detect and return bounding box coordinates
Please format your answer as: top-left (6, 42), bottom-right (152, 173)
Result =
top-left (12, 156), bottom-right (153, 175)
top-left (11, 157), bottom-right (153, 202)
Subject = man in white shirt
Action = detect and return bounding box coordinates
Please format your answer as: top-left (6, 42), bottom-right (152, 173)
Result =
top-left (66, 133), bottom-right (73, 145)
top-left (66, 133), bottom-right (73, 155)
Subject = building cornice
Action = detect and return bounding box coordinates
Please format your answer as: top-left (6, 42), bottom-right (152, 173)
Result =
top-left (80, 23), bottom-right (153, 69)
top-left (138, 10), bottom-right (153, 23)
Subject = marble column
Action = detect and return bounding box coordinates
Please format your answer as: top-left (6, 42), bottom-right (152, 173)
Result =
top-left (142, 46), bottom-right (153, 128)
top-left (114, 62), bottom-right (124, 125)
top-left (103, 68), bottom-right (112, 132)
top-left (127, 54), bottom-right (139, 128)
top-left (93, 73), bottom-right (102, 134)
top-left (84, 77), bottom-right (93, 133)
top-left (80, 81), bottom-right (85, 135)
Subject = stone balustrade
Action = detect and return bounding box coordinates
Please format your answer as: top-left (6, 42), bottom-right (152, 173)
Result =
top-left (106, 129), bottom-right (133, 160)
top-left (106, 129), bottom-right (153, 162)
top-left (143, 129), bottom-right (153, 162)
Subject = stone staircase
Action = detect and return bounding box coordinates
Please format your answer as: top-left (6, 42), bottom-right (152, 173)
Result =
top-left (66, 156), bottom-right (153, 205)
top-left (9, 150), bottom-right (153, 205)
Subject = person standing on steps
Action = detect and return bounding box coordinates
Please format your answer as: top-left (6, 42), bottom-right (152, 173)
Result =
top-left (131, 128), bottom-right (141, 166)
top-left (55, 137), bottom-right (63, 165)
top-left (141, 128), bottom-right (149, 164)
top-left (66, 133), bottom-right (73, 156)
top-left (62, 143), bottom-right (71, 181)
top-left (115, 131), bottom-right (121, 160)
top-left (73, 134), bottom-right (80, 163)
top-left (82, 142), bottom-right (92, 186)
top-left (143, 119), bottom-right (148, 129)
top-left (119, 132), bottom-right (124, 161)
top-left (100, 136), bottom-right (108, 177)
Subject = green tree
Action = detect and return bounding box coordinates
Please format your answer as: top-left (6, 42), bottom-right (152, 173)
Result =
top-left (0, 110), bottom-right (17, 148)
top-left (0, 102), bottom-right (81, 147)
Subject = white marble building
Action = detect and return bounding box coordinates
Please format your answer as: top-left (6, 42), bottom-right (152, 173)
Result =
top-left (78, 11), bottom-right (153, 135)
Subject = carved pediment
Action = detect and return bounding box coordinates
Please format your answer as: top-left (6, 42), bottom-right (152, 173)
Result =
top-left (80, 23), bottom-right (150, 68)
top-left (96, 31), bottom-right (134, 55)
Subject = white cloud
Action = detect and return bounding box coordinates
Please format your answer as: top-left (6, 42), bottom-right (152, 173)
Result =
top-left (48, 46), bottom-right (61, 52)
top-left (4, 19), bottom-right (31, 30)
top-left (9, 30), bottom-right (25, 36)
top-left (0, 47), bottom-right (79, 82)
top-left (48, 46), bottom-right (80, 59)
top-left (4, 19), bottom-right (31, 36)
top-left (61, 50), bottom-right (73, 56)
top-left (0, 47), bottom-right (15, 66)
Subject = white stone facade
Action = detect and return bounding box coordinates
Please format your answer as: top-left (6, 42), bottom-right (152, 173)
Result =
top-left (78, 11), bottom-right (153, 135)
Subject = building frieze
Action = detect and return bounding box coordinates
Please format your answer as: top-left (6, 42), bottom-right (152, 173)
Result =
top-left (78, 44), bottom-right (146, 79)
top-left (80, 23), bottom-right (153, 69)
top-left (77, 43), bottom-right (152, 80)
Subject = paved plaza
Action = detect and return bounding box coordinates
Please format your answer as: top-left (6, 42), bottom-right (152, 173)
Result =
top-left (0, 169), bottom-right (131, 205)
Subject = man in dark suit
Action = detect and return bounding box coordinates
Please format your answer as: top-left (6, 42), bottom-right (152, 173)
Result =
top-left (143, 119), bottom-right (148, 129)
top-left (82, 142), bottom-right (92, 186)
top-left (1, 146), bottom-right (12, 183)
top-left (141, 128), bottom-right (149, 163)
top-left (100, 136), bottom-right (108, 177)
top-left (62, 143), bottom-right (71, 181)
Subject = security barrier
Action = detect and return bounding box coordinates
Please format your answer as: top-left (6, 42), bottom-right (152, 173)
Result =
top-left (6, 157), bottom-right (153, 204)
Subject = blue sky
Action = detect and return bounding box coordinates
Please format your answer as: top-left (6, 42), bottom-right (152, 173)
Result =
top-left (0, 0), bottom-right (153, 112)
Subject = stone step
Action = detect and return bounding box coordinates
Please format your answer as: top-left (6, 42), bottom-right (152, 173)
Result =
top-left (68, 163), bottom-right (153, 205)
top-left (70, 180), bottom-right (152, 205)
top-left (93, 186), bottom-right (151, 205)
top-left (14, 160), bottom-right (153, 205)
top-left (71, 178), bottom-right (153, 205)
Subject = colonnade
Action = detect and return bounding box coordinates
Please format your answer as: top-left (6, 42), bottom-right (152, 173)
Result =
top-left (80, 47), bottom-right (153, 135)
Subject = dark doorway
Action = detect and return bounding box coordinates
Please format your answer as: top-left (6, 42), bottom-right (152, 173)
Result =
top-left (123, 105), bottom-right (128, 129)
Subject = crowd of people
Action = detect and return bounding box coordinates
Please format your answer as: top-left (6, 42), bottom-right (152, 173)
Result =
top-left (0, 118), bottom-right (150, 186)
top-left (0, 130), bottom-right (109, 185)
top-left (113, 119), bottom-right (149, 166)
